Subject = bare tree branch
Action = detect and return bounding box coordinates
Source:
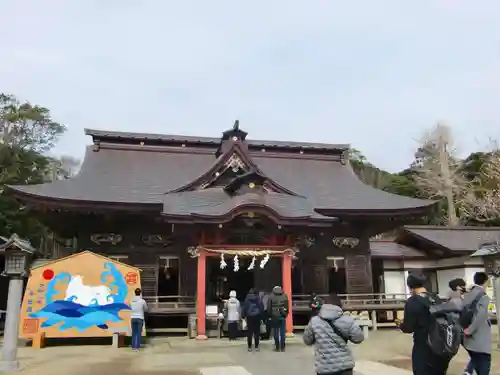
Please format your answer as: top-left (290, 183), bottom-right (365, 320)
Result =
top-left (460, 151), bottom-right (500, 222)
top-left (413, 122), bottom-right (470, 226)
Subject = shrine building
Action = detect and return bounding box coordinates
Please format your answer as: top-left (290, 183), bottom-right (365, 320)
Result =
top-left (9, 121), bottom-right (443, 337)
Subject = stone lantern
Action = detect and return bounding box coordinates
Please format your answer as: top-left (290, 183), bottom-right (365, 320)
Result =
top-left (0, 234), bottom-right (36, 372)
top-left (471, 242), bottom-right (500, 350)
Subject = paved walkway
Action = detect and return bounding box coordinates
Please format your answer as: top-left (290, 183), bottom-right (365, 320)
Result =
top-left (8, 331), bottom-right (500, 375)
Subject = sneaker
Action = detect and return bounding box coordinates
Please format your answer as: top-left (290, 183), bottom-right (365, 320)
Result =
top-left (247, 348), bottom-right (252, 352)
top-left (255, 347), bottom-right (260, 352)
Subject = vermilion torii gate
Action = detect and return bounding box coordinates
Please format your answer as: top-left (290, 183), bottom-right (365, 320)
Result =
top-left (188, 245), bottom-right (295, 340)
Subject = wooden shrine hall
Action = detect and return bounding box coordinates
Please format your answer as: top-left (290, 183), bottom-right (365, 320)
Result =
top-left (8, 121), bottom-right (436, 338)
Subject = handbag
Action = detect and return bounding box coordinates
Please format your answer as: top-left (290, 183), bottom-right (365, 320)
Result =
top-left (260, 321), bottom-right (267, 334)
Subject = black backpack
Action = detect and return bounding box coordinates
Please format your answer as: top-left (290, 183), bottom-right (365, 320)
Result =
top-left (460, 288), bottom-right (485, 329)
top-left (423, 293), bottom-right (462, 357)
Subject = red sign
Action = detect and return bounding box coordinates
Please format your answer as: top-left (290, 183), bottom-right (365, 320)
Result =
top-left (22, 318), bottom-right (39, 335)
top-left (125, 272), bottom-right (138, 285)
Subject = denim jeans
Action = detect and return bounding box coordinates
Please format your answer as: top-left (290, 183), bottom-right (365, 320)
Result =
top-left (131, 318), bottom-right (143, 349)
top-left (466, 350), bottom-right (491, 375)
top-left (272, 318), bottom-right (286, 349)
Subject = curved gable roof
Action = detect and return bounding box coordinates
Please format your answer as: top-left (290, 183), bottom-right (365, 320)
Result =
top-left (9, 128), bottom-right (436, 217)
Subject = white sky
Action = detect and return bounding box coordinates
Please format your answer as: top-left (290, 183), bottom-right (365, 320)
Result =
top-left (1, 0), bottom-right (499, 172)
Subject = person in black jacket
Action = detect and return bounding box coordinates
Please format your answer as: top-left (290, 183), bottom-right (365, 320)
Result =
top-left (242, 289), bottom-right (265, 352)
top-left (398, 272), bottom-right (451, 375)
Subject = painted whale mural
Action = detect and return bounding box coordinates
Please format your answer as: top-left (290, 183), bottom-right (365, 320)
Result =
top-left (64, 275), bottom-right (112, 306)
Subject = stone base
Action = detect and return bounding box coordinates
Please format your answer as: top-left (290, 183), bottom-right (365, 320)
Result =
top-left (196, 334), bottom-right (208, 340)
top-left (0, 359), bottom-right (21, 372)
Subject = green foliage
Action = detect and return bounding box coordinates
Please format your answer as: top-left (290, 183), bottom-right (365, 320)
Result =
top-left (0, 93), bottom-right (66, 152)
top-left (0, 145), bottom-right (50, 245)
top-left (0, 93), bottom-right (66, 245)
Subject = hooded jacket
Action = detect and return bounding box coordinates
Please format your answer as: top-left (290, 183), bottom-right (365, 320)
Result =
top-left (242, 291), bottom-right (264, 319)
top-left (303, 304), bottom-right (364, 374)
top-left (463, 285), bottom-right (492, 354)
top-left (267, 286), bottom-right (289, 319)
top-left (225, 291), bottom-right (241, 322)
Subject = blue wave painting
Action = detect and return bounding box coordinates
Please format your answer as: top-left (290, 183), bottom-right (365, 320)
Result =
top-left (31, 261), bottom-right (131, 332)
top-left (30, 300), bottom-right (131, 331)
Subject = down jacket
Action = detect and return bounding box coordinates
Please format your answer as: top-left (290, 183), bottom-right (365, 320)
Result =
top-left (303, 304), bottom-right (364, 374)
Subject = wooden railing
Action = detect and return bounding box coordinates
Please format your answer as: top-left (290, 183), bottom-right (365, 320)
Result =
top-left (144, 295), bottom-right (195, 312)
top-left (291, 293), bottom-right (408, 310)
top-left (143, 293), bottom-right (497, 315)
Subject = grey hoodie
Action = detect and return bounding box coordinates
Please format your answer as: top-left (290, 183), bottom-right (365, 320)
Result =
top-left (130, 296), bottom-right (148, 320)
top-left (225, 297), bottom-right (241, 322)
top-left (463, 285), bottom-right (492, 354)
top-left (303, 304), bottom-right (364, 374)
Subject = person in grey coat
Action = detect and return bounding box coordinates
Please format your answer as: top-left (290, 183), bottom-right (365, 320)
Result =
top-left (463, 272), bottom-right (491, 375)
top-left (303, 294), bottom-right (364, 375)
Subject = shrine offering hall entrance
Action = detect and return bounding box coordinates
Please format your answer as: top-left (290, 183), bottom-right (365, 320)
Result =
top-left (206, 256), bottom-right (282, 303)
top-left (195, 246), bottom-right (294, 339)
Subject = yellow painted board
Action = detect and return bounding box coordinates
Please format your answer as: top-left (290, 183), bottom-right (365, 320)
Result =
top-left (19, 251), bottom-right (143, 339)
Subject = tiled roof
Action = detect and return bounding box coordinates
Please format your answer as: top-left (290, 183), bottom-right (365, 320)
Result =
top-left (162, 188), bottom-right (331, 221)
top-left (9, 128), bottom-right (436, 216)
top-left (401, 225), bottom-right (500, 252)
top-left (370, 240), bottom-right (425, 258)
top-left (85, 128), bottom-right (351, 151)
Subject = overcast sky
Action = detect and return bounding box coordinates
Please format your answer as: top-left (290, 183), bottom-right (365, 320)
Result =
top-left (1, 1), bottom-right (499, 172)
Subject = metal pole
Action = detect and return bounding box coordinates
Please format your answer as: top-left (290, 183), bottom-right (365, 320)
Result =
top-left (493, 277), bottom-right (500, 350)
top-left (0, 276), bottom-right (24, 372)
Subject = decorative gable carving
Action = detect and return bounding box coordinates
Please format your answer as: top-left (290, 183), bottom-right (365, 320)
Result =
top-left (168, 124), bottom-right (300, 196)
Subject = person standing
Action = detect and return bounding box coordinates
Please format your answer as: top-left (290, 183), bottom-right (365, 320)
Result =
top-left (242, 288), bottom-right (265, 352)
top-left (463, 272), bottom-right (492, 375)
top-left (309, 292), bottom-right (322, 317)
top-left (398, 273), bottom-right (453, 375)
top-left (303, 293), bottom-right (364, 375)
top-left (267, 285), bottom-right (289, 352)
top-left (130, 287), bottom-right (148, 352)
top-left (225, 290), bottom-right (241, 341)
top-left (259, 290), bottom-right (271, 340)
top-left (448, 278), bottom-right (466, 309)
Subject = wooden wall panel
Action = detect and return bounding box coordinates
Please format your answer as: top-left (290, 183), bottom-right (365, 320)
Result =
top-left (345, 253), bottom-right (373, 294)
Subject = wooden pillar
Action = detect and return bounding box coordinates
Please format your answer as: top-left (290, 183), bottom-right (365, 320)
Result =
top-left (196, 250), bottom-right (207, 340)
top-left (282, 253), bottom-right (294, 335)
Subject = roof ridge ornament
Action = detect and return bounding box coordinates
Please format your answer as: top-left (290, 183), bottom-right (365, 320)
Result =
top-left (220, 119), bottom-right (248, 142)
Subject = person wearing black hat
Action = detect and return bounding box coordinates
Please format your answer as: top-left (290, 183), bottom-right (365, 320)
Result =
top-left (398, 272), bottom-right (451, 375)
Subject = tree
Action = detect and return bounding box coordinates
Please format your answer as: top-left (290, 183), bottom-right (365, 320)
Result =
top-left (460, 151), bottom-right (500, 224)
top-left (412, 122), bottom-right (469, 227)
top-left (48, 155), bottom-right (81, 181)
top-left (0, 93), bottom-right (67, 244)
top-left (0, 93), bottom-right (66, 152)
top-left (349, 148), bottom-right (393, 189)
top-left (0, 146), bottom-right (51, 243)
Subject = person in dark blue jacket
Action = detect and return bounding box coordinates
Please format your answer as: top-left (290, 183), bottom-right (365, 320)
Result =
top-left (242, 288), bottom-right (264, 352)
